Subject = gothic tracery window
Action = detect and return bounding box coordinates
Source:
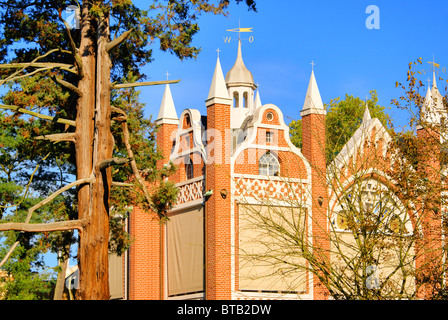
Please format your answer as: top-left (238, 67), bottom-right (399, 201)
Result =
top-left (334, 180), bottom-right (408, 235)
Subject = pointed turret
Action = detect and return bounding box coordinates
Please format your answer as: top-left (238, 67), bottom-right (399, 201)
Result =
top-left (205, 51), bottom-right (233, 300)
top-left (225, 39), bottom-right (255, 88)
top-left (224, 40), bottom-right (256, 128)
top-left (300, 70), bottom-right (326, 117)
top-left (254, 89), bottom-right (262, 109)
top-left (156, 84), bottom-right (179, 125)
top-left (431, 71), bottom-right (444, 110)
top-left (420, 70), bottom-right (446, 127)
top-left (299, 65), bottom-right (328, 299)
top-left (206, 56), bottom-right (232, 107)
top-left (362, 103), bottom-right (372, 123)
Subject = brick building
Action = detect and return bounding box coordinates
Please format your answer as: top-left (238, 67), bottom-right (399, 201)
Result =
top-left (119, 41), bottom-right (446, 300)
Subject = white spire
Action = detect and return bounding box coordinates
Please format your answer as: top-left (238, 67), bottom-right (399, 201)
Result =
top-left (362, 102), bottom-right (372, 123)
top-left (156, 84), bottom-right (178, 125)
top-left (206, 55), bottom-right (231, 106)
top-left (425, 83), bottom-right (433, 106)
top-left (432, 69), bottom-right (438, 90)
top-left (254, 89), bottom-right (262, 109)
top-left (300, 69), bottom-right (326, 117)
top-left (420, 72), bottom-right (445, 126)
top-left (431, 70), bottom-right (444, 110)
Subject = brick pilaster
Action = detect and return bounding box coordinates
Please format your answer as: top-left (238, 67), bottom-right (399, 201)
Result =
top-left (205, 102), bottom-right (232, 299)
top-left (302, 113), bottom-right (329, 300)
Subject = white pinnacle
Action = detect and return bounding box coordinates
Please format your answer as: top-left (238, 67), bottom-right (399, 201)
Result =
top-left (157, 84), bottom-right (178, 124)
top-left (206, 55), bottom-right (231, 106)
top-left (301, 69), bottom-right (325, 117)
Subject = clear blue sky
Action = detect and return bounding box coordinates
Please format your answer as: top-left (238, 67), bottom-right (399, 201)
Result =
top-left (135, 0), bottom-right (448, 131)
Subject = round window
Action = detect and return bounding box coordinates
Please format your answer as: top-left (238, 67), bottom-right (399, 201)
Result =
top-left (266, 112), bottom-right (274, 121)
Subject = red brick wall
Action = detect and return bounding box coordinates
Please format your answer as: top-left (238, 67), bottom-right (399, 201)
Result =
top-left (205, 102), bottom-right (232, 299)
top-left (127, 122), bottom-right (178, 300)
top-left (302, 112), bottom-right (330, 299)
top-left (416, 127), bottom-right (443, 298)
top-left (128, 207), bottom-right (164, 299)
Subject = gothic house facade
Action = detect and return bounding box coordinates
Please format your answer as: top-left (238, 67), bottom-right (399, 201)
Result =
top-left (118, 41), bottom-right (446, 300)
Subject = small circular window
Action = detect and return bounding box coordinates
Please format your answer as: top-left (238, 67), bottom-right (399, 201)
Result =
top-left (266, 112), bottom-right (274, 121)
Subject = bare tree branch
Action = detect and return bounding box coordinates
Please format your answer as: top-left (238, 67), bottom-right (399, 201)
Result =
top-left (112, 181), bottom-right (134, 187)
top-left (0, 177), bottom-right (93, 268)
top-left (0, 219), bottom-right (86, 232)
top-left (106, 28), bottom-right (134, 52)
top-left (0, 104), bottom-right (76, 127)
top-left (0, 48), bottom-right (74, 86)
top-left (98, 157), bottom-right (133, 170)
top-left (51, 75), bottom-right (82, 95)
top-left (34, 133), bottom-right (76, 143)
top-left (121, 121), bottom-right (153, 206)
top-left (58, 7), bottom-right (83, 77)
top-left (0, 62), bottom-right (75, 70)
top-left (112, 79), bottom-right (180, 89)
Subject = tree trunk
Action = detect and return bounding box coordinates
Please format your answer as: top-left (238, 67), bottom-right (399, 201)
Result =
top-left (76, 1), bottom-right (113, 300)
top-left (53, 249), bottom-right (70, 300)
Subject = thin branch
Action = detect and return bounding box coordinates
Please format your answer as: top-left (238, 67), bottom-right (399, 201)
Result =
top-left (112, 79), bottom-right (180, 89)
top-left (98, 157), bottom-right (133, 170)
top-left (0, 152), bottom-right (51, 211)
top-left (0, 177), bottom-right (93, 268)
top-left (106, 28), bottom-right (134, 52)
top-left (58, 7), bottom-right (83, 77)
top-left (26, 177), bottom-right (93, 224)
top-left (0, 62), bottom-right (75, 70)
top-left (0, 219), bottom-right (86, 232)
top-left (0, 48), bottom-right (74, 85)
top-left (0, 104), bottom-right (76, 127)
top-left (0, 67), bottom-right (54, 85)
top-left (112, 181), bottom-right (134, 187)
top-left (51, 75), bottom-right (82, 95)
top-left (111, 106), bottom-right (128, 118)
top-left (121, 121), bottom-right (153, 205)
top-left (34, 133), bottom-right (76, 143)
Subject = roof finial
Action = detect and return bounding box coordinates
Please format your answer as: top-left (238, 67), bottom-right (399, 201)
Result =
top-left (165, 71), bottom-right (170, 81)
top-left (216, 48), bottom-right (221, 58)
top-left (310, 60), bottom-right (316, 71)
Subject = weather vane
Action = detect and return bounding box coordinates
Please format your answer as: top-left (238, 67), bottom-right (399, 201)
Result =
top-left (428, 54), bottom-right (440, 74)
top-left (224, 20), bottom-right (254, 43)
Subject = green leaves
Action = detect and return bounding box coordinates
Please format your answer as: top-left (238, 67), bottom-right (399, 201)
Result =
top-left (289, 90), bottom-right (390, 163)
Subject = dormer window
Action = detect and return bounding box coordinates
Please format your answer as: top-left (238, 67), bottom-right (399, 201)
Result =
top-left (183, 114), bottom-right (191, 129)
top-left (259, 152), bottom-right (279, 176)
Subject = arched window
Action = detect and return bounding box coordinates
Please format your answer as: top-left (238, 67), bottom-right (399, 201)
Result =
top-left (259, 152), bottom-right (279, 176)
top-left (243, 92), bottom-right (248, 108)
top-left (233, 91), bottom-right (239, 108)
top-left (334, 180), bottom-right (410, 235)
top-left (185, 157), bottom-right (193, 180)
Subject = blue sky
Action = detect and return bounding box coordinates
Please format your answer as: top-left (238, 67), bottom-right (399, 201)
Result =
top-left (135, 0), bottom-right (448, 131)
